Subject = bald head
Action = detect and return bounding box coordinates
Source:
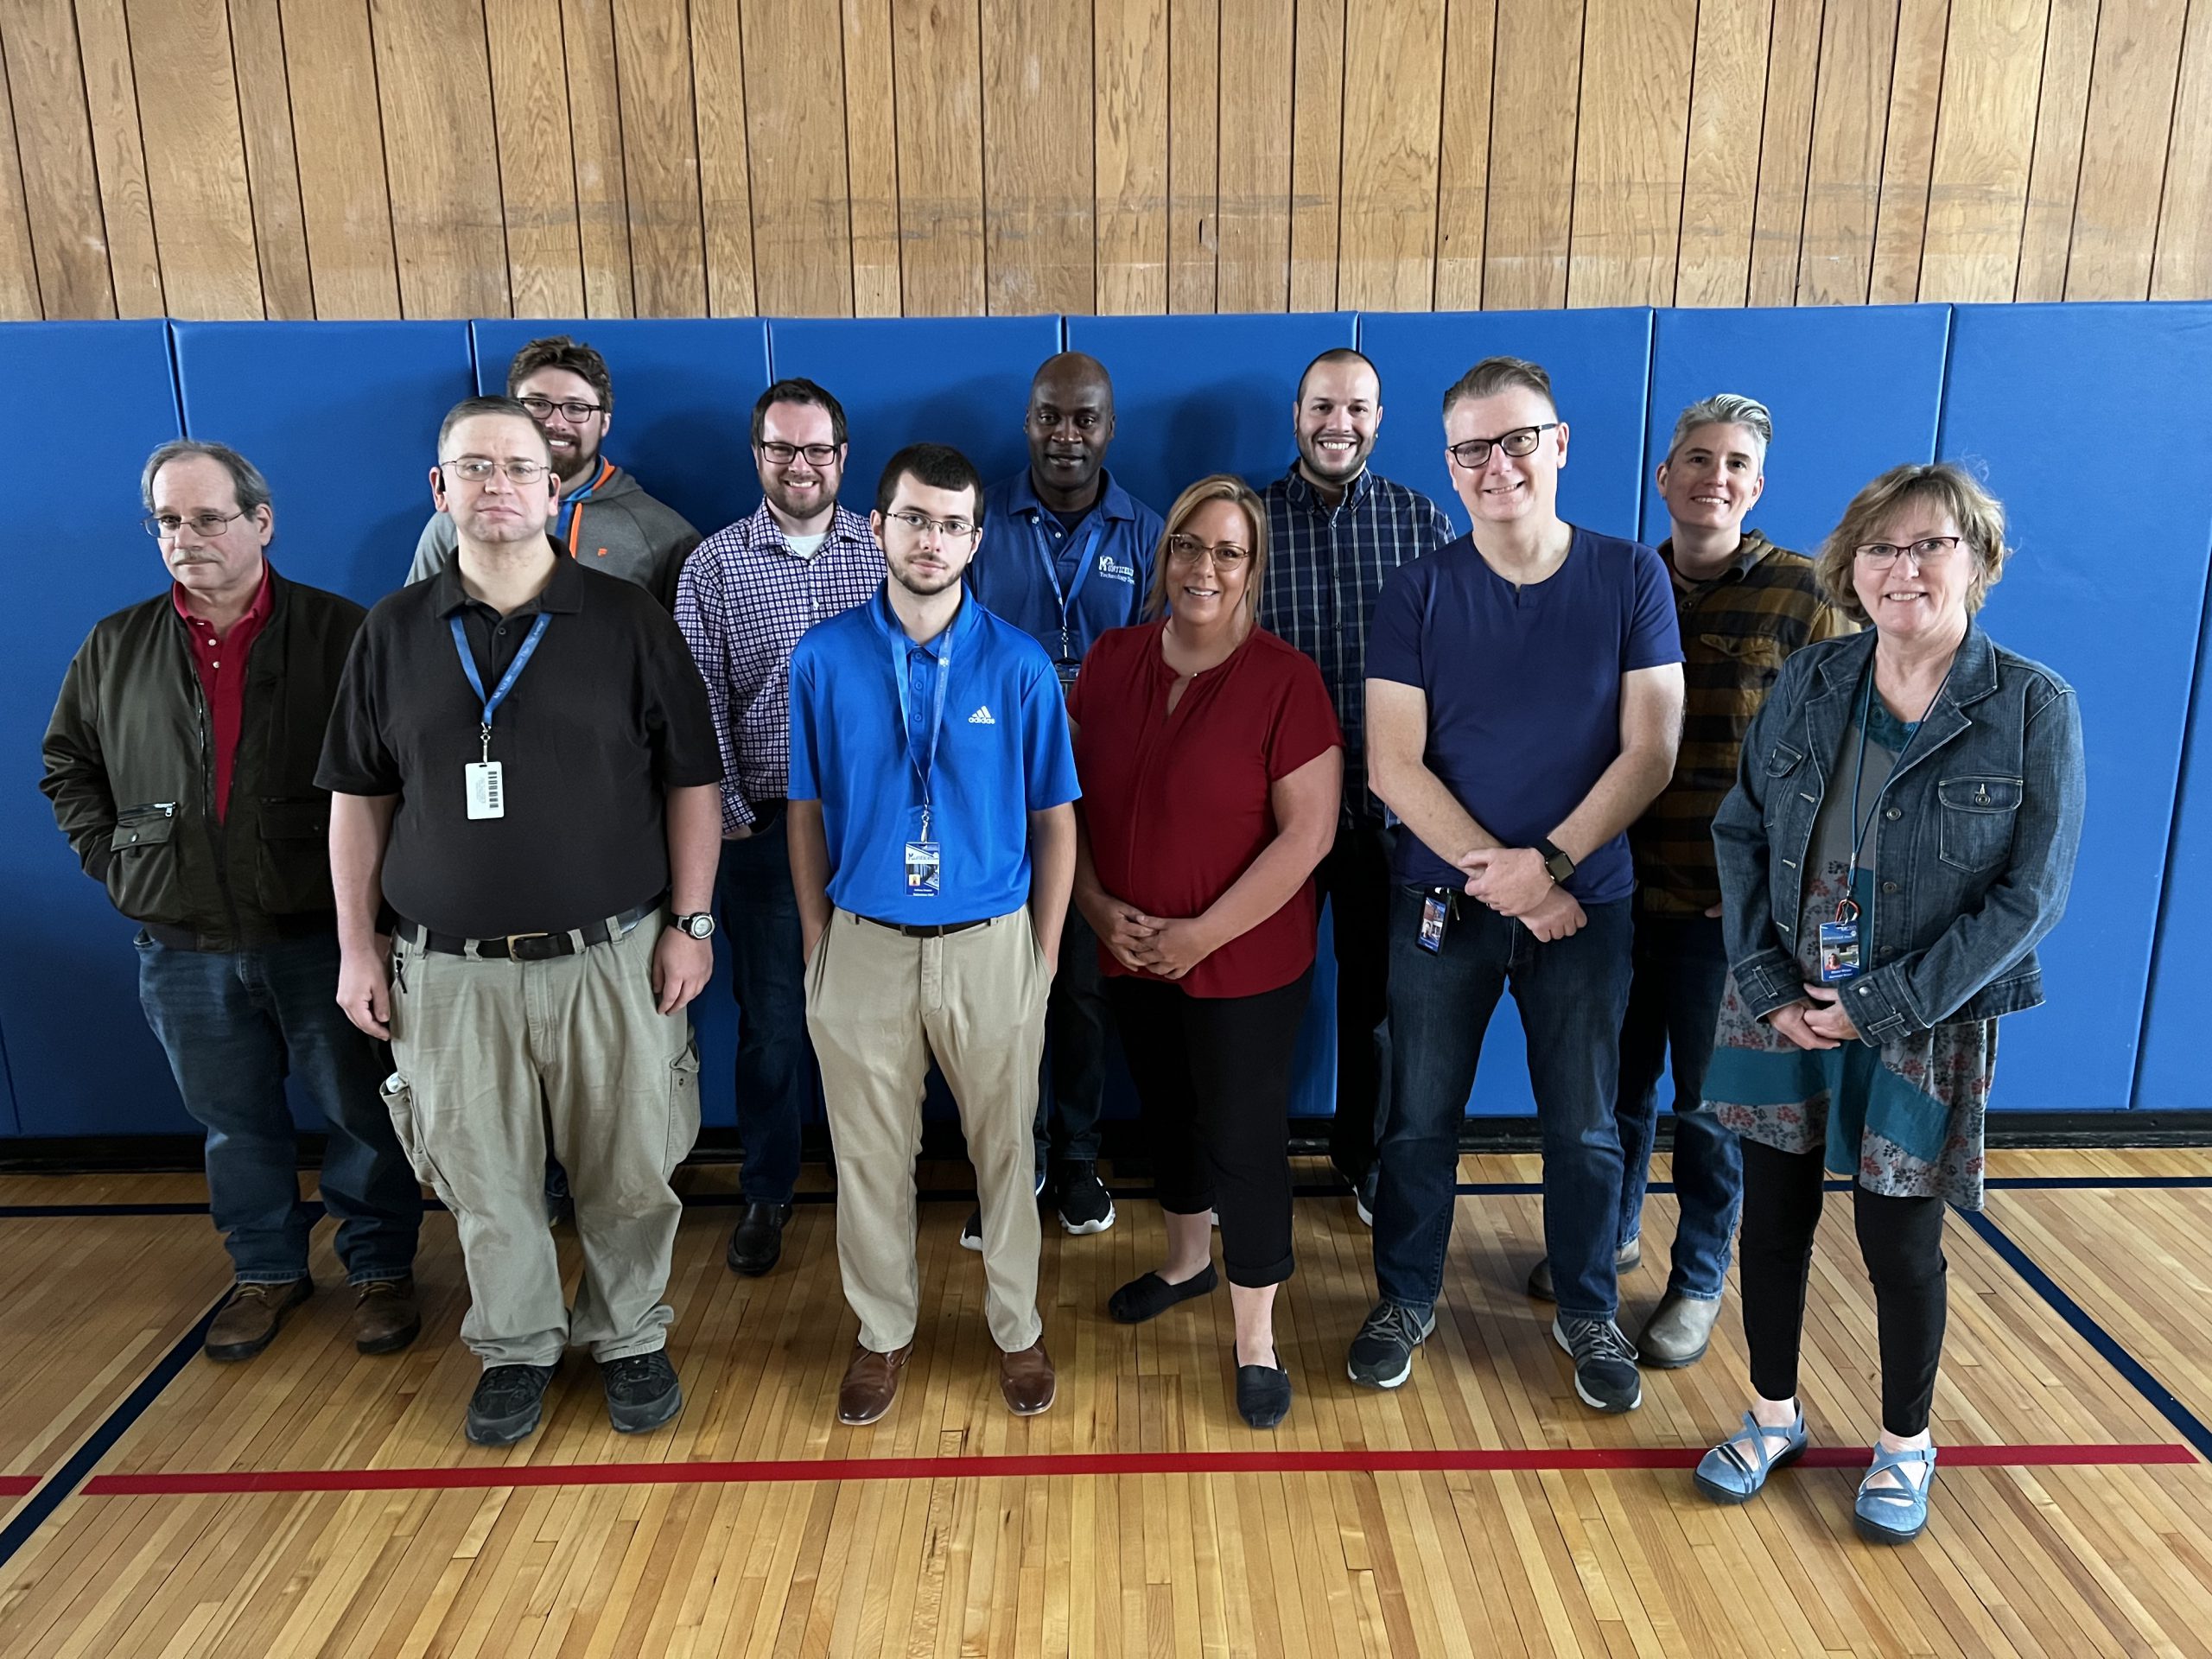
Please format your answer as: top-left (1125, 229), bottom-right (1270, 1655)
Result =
top-left (1026, 352), bottom-right (1117, 510)
top-left (1032, 351), bottom-right (1113, 408)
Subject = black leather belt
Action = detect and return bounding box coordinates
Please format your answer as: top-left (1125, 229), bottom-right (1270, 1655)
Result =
top-left (394, 903), bottom-right (657, 961)
top-left (857, 914), bottom-right (991, 939)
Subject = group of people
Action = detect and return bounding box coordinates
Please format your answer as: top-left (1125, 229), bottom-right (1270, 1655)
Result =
top-left (41, 332), bottom-right (2083, 1547)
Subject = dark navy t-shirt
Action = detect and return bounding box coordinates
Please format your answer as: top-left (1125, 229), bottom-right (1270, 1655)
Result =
top-left (1363, 525), bottom-right (1682, 904)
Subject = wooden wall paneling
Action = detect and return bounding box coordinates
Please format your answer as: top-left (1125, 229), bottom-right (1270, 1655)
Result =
top-left (2066, 0), bottom-right (2189, 301)
top-left (561, 0), bottom-right (635, 317)
top-left (1567, 0), bottom-right (1695, 308)
top-left (1796, 0), bottom-right (1899, 304)
top-left (1215, 0), bottom-right (1293, 313)
top-left (1166, 0), bottom-right (1219, 312)
top-left (227, 0), bottom-right (315, 321)
top-left (2152, 0), bottom-right (2212, 299)
top-left (1433, 0), bottom-right (1496, 311)
top-left (1866, 0), bottom-right (1949, 303)
top-left (485, 0), bottom-right (588, 318)
top-left (1485, 0), bottom-right (1586, 309)
top-left (1917, 0), bottom-right (2048, 302)
top-left (0, 41), bottom-right (38, 319)
top-left (1674, 0), bottom-right (1772, 308)
top-left (1745, 0), bottom-right (1821, 306)
top-left (3, 0), bottom-right (116, 317)
top-left (1337, 0), bottom-right (1446, 311)
top-left (981, 0), bottom-right (1096, 315)
top-left (2013, 0), bottom-right (2098, 302)
top-left (1094, 0), bottom-right (1169, 314)
top-left (278, 0), bottom-right (401, 319)
top-left (889, 0), bottom-right (987, 316)
top-left (125, 0), bottom-right (263, 318)
top-left (840, 0), bottom-right (899, 316)
top-left (1285, 0), bottom-right (1344, 310)
top-left (73, 0), bottom-right (163, 316)
top-left (368, 0), bottom-right (509, 318)
top-left (690, 0), bottom-right (759, 317)
top-left (738, 0), bottom-right (850, 316)
top-left (611, 0), bottom-right (706, 316)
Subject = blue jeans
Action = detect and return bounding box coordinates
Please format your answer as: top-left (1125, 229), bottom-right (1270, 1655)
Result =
top-left (718, 806), bottom-right (816, 1204)
top-left (1613, 909), bottom-right (1742, 1300)
top-left (136, 929), bottom-right (421, 1284)
top-left (1372, 888), bottom-right (1634, 1323)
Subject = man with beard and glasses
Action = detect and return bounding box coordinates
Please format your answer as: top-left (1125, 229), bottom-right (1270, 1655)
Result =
top-left (1256, 348), bottom-right (1454, 1224)
top-left (408, 336), bottom-right (700, 610)
top-left (788, 443), bottom-right (1078, 1429)
top-left (968, 352), bottom-right (1165, 1248)
top-left (676, 378), bottom-right (884, 1279)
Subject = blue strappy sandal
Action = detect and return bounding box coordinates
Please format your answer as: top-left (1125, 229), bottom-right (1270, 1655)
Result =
top-left (1694, 1409), bottom-right (1808, 1503)
top-left (1853, 1443), bottom-right (1938, 1542)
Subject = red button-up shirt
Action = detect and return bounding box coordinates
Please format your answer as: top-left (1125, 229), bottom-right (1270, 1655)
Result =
top-left (173, 569), bottom-right (274, 821)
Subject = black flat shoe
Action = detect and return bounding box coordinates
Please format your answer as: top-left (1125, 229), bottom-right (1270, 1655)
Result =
top-left (1107, 1264), bottom-right (1219, 1323)
top-left (1236, 1363), bottom-right (1294, 1429)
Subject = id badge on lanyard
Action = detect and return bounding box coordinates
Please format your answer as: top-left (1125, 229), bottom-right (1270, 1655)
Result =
top-left (1034, 519), bottom-right (1103, 691)
top-left (453, 612), bottom-right (550, 821)
top-left (1817, 900), bottom-right (1861, 983)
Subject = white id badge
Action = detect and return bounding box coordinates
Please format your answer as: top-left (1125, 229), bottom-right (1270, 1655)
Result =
top-left (465, 760), bottom-right (505, 820)
top-left (904, 840), bottom-right (941, 899)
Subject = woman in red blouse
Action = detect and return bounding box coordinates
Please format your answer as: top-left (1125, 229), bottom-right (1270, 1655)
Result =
top-left (1068, 474), bottom-right (1343, 1429)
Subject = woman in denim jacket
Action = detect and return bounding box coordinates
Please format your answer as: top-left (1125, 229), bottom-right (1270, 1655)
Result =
top-left (1690, 462), bottom-right (2085, 1542)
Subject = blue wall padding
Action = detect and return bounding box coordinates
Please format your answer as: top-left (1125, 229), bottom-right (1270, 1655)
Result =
top-left (1938, 302), bottom-right (2212, 1108)
top-left (1, 322), bottom-right (187, 1133)
top-left (470, 318), bottom-right (771, 542)
top-left (1359, 308), bottom-right (1655, 542)
top-left (1062, 313), bottom-right (1357, 516)
top-left (1639, 306), bottom-right (1951, 556)
top-left (2138, 582), bottom-right (2212, 1108)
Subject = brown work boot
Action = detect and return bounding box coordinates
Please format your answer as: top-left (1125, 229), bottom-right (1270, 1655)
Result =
top-left (203, 1278), bottom-right (313, 1362)
top-left (837, 1343), bottom-right (912, 1426)
top-left (353, 1275), bottom-right (422, 1355)
top-left (998, 1339), bottom-right (1056, 1416)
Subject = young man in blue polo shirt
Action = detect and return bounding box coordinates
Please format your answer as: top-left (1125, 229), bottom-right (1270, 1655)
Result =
top-left (1353, 357), bottom-right (1685, 1414)
top-left (790, 442), bottom-right (1079, 1429)
top-left (969, 352), bottom-right (1163, 1243)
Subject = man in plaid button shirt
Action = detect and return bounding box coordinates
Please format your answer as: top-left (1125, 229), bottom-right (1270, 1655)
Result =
top-left (675, 378), bottom-right (885, 1278)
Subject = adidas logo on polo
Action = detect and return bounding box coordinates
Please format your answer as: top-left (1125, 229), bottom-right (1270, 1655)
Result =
top-left (968, 706), bottom-right (996, 725)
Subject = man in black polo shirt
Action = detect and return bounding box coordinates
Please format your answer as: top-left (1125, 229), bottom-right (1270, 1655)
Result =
top-left (321, 396), bottom-right (724, 1448)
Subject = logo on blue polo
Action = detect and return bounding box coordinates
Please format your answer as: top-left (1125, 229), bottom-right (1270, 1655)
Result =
top-left (1096, 553), bottom-right (1135, 584)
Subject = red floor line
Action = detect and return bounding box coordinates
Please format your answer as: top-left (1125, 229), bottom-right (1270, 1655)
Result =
top-left (0, 1475), bottom-right (38, 1497)
top-left (75, 1442), bottom-right (2199, 1495)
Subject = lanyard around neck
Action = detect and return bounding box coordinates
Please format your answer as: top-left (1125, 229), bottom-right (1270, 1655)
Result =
top-left (1030, 514), bottom-right (1106, 663)
top-left (886, 599), bottom-right (955, 834)
top-left (451, 612), bottom-right (550, 758)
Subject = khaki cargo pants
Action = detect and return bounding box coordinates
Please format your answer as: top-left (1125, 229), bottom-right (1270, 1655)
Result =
top-left (384, 913), bottom-right (701, 1369)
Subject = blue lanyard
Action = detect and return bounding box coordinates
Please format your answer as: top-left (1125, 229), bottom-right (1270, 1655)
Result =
top-left (1030, 516), bottom-right (1104, 664)
top-left (451, 612), bottom-right (550, 757)
top-left (886, 603), bottom-right (954, 838)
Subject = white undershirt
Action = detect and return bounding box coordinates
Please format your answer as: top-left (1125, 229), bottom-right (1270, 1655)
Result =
top-left (785, 531), bottom-right (827, 561)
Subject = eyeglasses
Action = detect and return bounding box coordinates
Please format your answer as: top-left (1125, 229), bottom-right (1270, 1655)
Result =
top-left (440, 457), bottom-right (551, 485)
top-left (758, 441), bottom-right (840, 467)
top-left (1165, 534), bottom-right (1251, 570)
top-left (885, 508), bottom-right (978, 542)
top-left (1854, 535), bottom-right (1962, 569)
top-left (143, 509), bottom-right (252, 539)
top-left (1446, 423), bottom-right (1558, 469)
top-left (516, 395), bottom-right (603, 423)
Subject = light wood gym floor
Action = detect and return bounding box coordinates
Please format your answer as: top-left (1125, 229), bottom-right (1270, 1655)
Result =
top-left (1, 1147), bottom-right (2209, 1656)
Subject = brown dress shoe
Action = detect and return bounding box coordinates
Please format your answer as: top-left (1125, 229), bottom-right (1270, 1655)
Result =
top-left (999, 1339), bottom-right (1056, 1416)
top-left (353, 1276), bottom-right (422, 1355)
top-left (204, 1278), bottom-right (313, 1362)
top-left (837, 1343), bottom-right (912, 1426)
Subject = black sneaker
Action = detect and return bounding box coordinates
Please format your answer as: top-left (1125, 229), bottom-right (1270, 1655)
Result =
top-left (1354, 1166), bottom-right (1377, 1228)
top-left (1552, 1315), bottom-right (1643, 1413)
top-left (1056, 1161), bottom-right (1116, 1235)
top-left (962, 1167), bottom-right (1047, 1252)
top-left (599, 1351), bottom-right (683, 1434)
top-left (725, 1201), bottom-right (793, 1276)
top-left (466, 1362), bottom-right (558, 1446)
top-left (1346, 1300), bottom-right (1437, 1389)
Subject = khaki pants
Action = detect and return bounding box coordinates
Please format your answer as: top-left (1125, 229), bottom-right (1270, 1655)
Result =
top-left (384, 914), bottom-right (700, 1368)
top-left (806, 906), bottom-right (1049, 1354)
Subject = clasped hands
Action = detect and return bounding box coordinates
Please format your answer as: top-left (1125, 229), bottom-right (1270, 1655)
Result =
top-left (1769, 982), bottom-right (1861, 1049)
top-left (1454, 846), bottom-right (1585, 942)
top-left (1084, 893), bottom-right (1217, 981)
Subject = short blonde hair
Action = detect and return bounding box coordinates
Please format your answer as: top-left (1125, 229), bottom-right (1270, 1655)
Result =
top-left (1815, 461), bottom-right (2009, 626)
top-left (1143, 474), bottom-right (1270, 621)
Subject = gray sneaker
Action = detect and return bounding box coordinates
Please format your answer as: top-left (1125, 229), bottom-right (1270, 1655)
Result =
top-left (1346, 1300), bottom-right (1437, 1389)
top-left (1634, 1290), bottom-right (1722, 1368)
top-left (1553, 1315), bottom-right (1643, 1413)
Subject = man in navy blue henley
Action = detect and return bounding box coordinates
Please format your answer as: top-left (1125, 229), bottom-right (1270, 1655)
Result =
top-left (1350, 357), bottom-right (1685, 1416)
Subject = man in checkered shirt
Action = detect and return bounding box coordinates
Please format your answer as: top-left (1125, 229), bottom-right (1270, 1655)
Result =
top-left (1256, 349), bottom-right (1455, 1222)
top-left (675, 378), bottom-right (885, 1280)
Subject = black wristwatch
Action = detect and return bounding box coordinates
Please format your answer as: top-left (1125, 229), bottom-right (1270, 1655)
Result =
top-left (1535, 838), bottom-right (1576, 884)
top-left (671, 912), bottom-right (716, 939)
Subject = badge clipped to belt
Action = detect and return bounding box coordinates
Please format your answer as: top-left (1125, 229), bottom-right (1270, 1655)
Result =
top-left (1418, 891), bottom-right (1454, 954)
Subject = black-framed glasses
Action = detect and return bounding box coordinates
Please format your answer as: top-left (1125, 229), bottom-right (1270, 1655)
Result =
top-left (143, 509), bottom-right (251, 538)
top-left (1165, 533), bottom-right (1251, 570)
top-left (758, 440), bottom-right (840, 467)
top-left (1446, 423), bottom-right (1558, 469)
top-left (517, 394), bottom-right (602, 423)
top-left (886, 507), bottom-right (978, 542)
top-left (1855, 535), bottom-right (1962, 569)
top-left (440, 456), bottom-right (551, 485)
